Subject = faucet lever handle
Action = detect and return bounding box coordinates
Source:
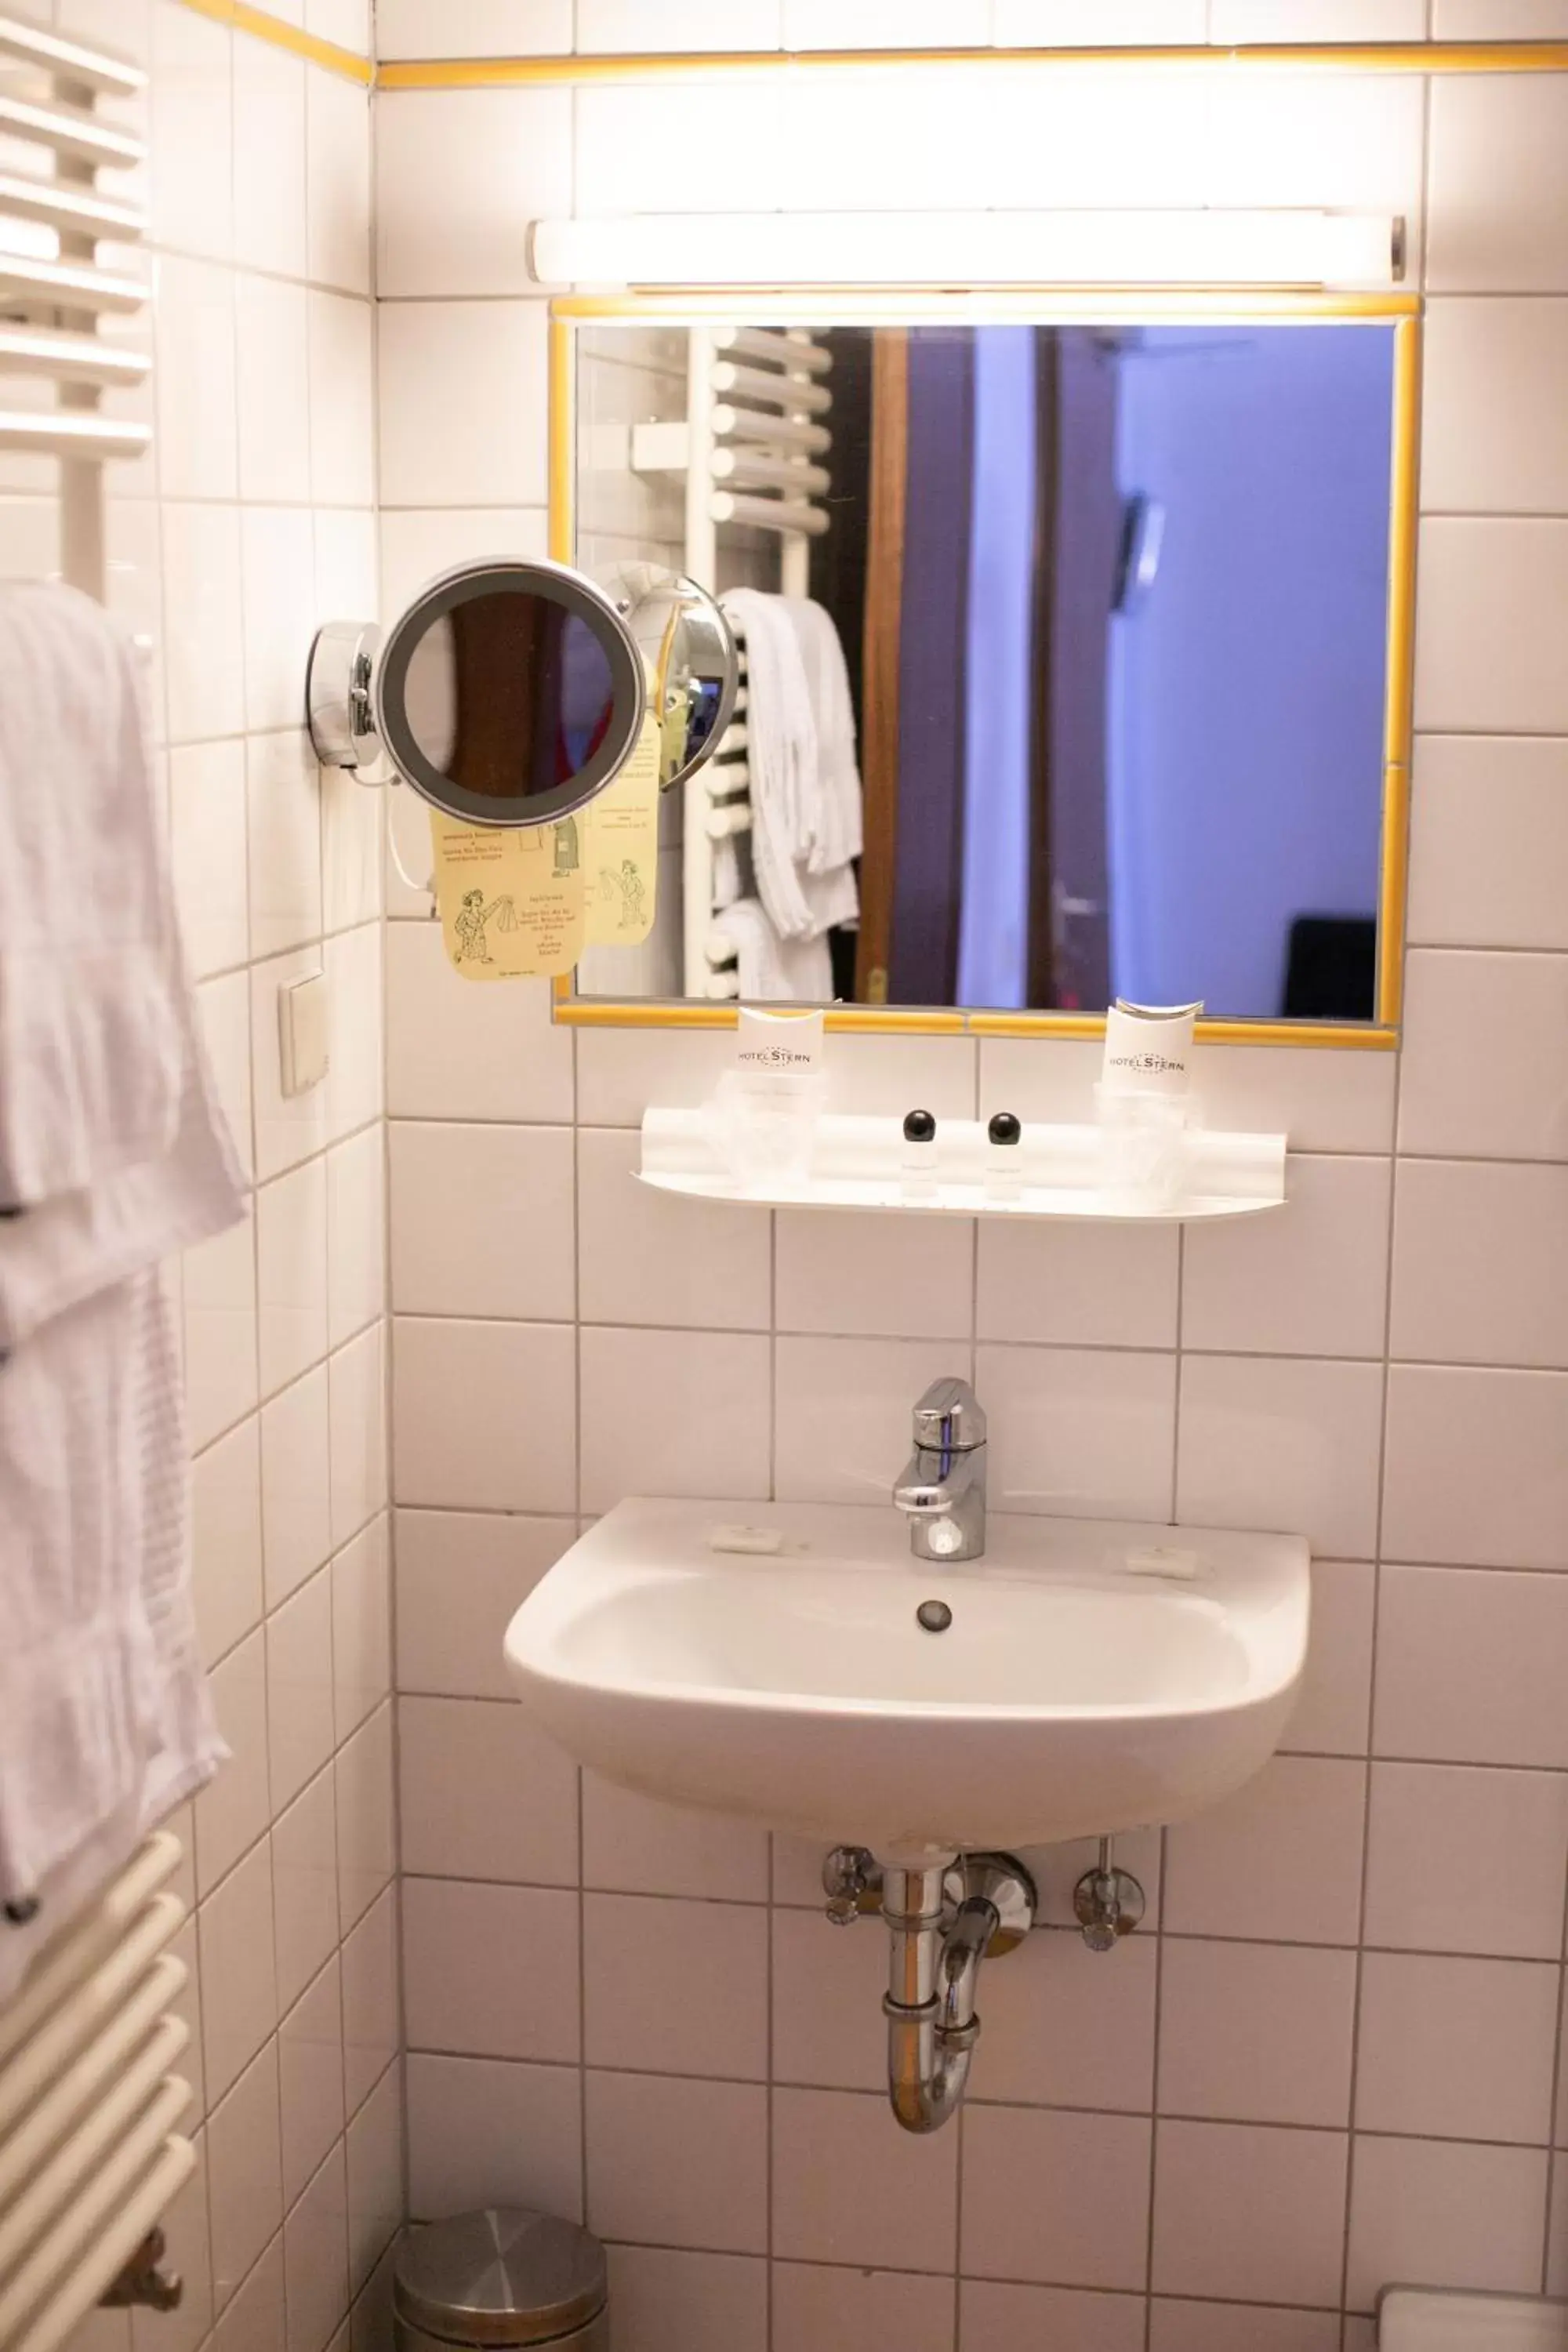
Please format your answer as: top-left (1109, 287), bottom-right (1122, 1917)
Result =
top-left (913, 1376), bottom-right (986, 1452)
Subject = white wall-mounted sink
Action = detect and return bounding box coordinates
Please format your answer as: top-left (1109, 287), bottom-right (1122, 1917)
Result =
top-left (503, 1500), bottom-right (1310, 1856)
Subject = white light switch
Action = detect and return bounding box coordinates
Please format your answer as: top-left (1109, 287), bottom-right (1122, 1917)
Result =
top-left (278, 971), bottom-right (329, 1099)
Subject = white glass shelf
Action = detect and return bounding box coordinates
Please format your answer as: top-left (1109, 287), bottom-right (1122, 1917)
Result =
top-left (638, 1109), bottom-right (1287, 1225)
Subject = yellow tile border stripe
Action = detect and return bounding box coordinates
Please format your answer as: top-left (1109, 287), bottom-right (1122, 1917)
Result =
top-left (379, 41), bottom-right (1568, 88)
top-left (175, 0), bottom-right (372, 84)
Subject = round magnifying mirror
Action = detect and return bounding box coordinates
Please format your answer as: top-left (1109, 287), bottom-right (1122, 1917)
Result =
top-left (600, 563), bottom-right (740, 793)
top-left (307, 558), bottom-right (648, 829)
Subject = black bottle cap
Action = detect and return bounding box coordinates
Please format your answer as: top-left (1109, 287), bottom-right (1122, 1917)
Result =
top-left (988, 1111), bottom-right (1022, 1147)
top-left (902, 1108), bottom-right (937, 1144)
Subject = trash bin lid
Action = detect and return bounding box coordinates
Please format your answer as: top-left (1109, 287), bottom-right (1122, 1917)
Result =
top-left (394, 2210), bottom-right (608, 2347)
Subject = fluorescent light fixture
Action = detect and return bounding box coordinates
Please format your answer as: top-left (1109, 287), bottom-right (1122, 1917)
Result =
top-left (528, 209), bottom-right (1401, 291)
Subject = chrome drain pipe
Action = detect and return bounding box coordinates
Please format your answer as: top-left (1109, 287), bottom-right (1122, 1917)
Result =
top-left (877, 1853), bottom-right (1037, 2136)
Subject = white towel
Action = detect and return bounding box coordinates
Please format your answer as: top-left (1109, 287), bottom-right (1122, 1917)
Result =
top-left (713, 897), bottom-right (833, 1004)
top-left (0, 585), bottom-right (187, 1209)
top-left (0, 1270), bottom-right (222, 1998)
top-left (721, 590), bottom-right (861, 943)
top-left (782, 597), bottom-right (864, 880)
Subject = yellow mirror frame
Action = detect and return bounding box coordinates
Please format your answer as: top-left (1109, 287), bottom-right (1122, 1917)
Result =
top-left (549, 288), bottom-right (1419, 1051)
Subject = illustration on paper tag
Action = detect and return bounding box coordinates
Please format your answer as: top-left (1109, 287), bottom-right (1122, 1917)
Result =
top-left (581, 706), bottom-right (660, 948)
top-left (430, 811), bottom-right (586, 981)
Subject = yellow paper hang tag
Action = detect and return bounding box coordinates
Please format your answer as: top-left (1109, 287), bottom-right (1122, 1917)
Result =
top-left (581, 706), bottom-right (661, 948)
top-left (430, 810), bottom-right (586, 981)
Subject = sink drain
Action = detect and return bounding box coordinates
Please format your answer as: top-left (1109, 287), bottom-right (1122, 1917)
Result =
top-left (916, 1599), bottom-right (953, 1633)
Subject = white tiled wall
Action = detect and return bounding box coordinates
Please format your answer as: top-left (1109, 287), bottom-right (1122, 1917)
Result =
top-left (16, 7), bottom-right (399, 2350)
top-left (372, 13), bottom-right (1568, 2347)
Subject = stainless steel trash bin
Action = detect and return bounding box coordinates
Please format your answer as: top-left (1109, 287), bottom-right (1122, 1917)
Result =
top-left (393, 2210), bottom-right (609, 2351)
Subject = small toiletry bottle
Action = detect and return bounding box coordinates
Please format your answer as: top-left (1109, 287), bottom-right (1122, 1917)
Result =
top-left (1095, 1000), bottom-right (1202, 1207)
top-left (986, 1111), bottom-right (1023, 1203)
top-left (901, 1109), bottom-right (938, 1203)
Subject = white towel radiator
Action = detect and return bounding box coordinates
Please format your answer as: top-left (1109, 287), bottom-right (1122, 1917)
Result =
top-left (0, 20), bottom-right (188, 2350)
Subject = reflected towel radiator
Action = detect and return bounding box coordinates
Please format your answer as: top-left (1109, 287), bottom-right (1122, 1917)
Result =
top-left (633, 325), bottom-right (835, 994)
top-left (0, 20), bottom-right (188, 2350)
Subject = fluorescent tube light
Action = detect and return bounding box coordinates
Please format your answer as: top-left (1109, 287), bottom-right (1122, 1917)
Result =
top-left (528, 209), bottom-right (1400, 291)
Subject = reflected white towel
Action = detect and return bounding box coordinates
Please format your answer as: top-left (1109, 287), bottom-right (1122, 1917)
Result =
top-left (713, 897), bottom-right (833, 1004)
top-left (722, 590), bottom-right (860, 942)
top-left (0, 586), bottom-right (187, 1208)
top-left (782, 597), bottom-right (864, 880)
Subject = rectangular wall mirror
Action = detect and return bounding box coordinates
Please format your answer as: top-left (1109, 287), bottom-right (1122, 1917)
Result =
top-left (551, 295), bottom-right (1417, 1047)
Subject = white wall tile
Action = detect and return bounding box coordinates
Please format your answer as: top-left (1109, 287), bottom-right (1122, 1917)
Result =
top-left (612, 2250), bottom-right (768, 2352)
top-left (327, 1129), bottom-right (386, 1348)
top-left (775, 1204), bottom-right (973, 1340)
top-left (379, 507), bottom-right (550, 626)
top-left (1205, 71), bottom-right (1425, 226)
top-left (1357, 1951), bottom-right (1559, 2142)
top-left (978, 1343), bottom-right (1178, 1521)
top-left (1164, 1755), bottom-right (1367, 1945)
top-left (236, 275), bottom-right (311, 505)
top-left (376, 89), bottom-right (572, 298)
top-left (210, 2237), bottom-right (285, 2352)
top-left (329, 1322), bottom-right (388, 1548)
top-left (395, 1508), bottom-right (569, 1700)
top-left (162, 504), bottom-right (245, 743)
top-left (246, 732), bottom-right (323, 964)
top-left (1435, 0), bottom-right (1568, 22)
top-left (345, 2065), bottom-right (403, 2292)
top-left (771, 1906), bottom-right (894, 2095)
top-left (786, 0), bottom-right (986, 34)
top-left (199, 1838), bottom-right (278, 2102)
top-left (376, 0), bottom-right (573, 55)
top-left (274, 1767), bottom-right (341, 2015)
top-left (774, 2086), bottom-right (956, 2273)
top-left (1410, 736), bottom-right (1568, 952)
top-left (580, 1327), bottom-right (771, 1509)
top-left (154, 257), bottom-right (238, 501)
top-left (1428, 74), bottom-right (1568, 292)
top-left (1422, 299), bottom-right (1568, 516)
top-left (321, 763), bottom-right (384, 939)
top-left (393, 1316), bottom-right (576, 1511)
top-left (282, 2143), bottom-right (350, 2352)
top-left (280, 1960), bottom-right (345, 2207)
top-left (170, 739), bottom-right (249, 982)
top-left (582, 1773), bottom-right (770, 1903)
top-left (387, 924), bottom-right (573, 1123)
top-left (232, 39), bottom-right (307, 280)
top-left (406, 2053), bottom-right (583, 2223)
top-left (778, 70), bottom-right (1001, 212)
top-left (1284, 1558), bottom-right (1375, 1758)
top-left (773, 1333), bottom-right (967, 1506)
top-left (332, 1519), bottom-right (393, 1741)
top-left (1399, 949), bottom-right (1568, 1160)
top-left (577, 0), bottom-right (781, 49)
top-left (1152, 2120), bottom-right (1348, 2307)
top-left (1149, 2307), bottom-right (1338, 2352)
top-left (308, 292), bottom-right (376, 514)
top-left (325, 923), bottom-right (384, 1146)
top-left (195, 971), bottom-right (256, 1184)
top-left (379, 302), bottom-right (549, 507)
top-left (183, 1210), bottom-right (260, 1451)
top-left (1416, 520), bottom-right (1568, 734)
top-left (585, 1893), bottom-right (767, 2079)
top-left (1177, 1355), bottom-right (1384, 1558)
top-left (1345, 2138), bottom-right (1548, 2311)
top-left (578, 1128), bottom-right (771, 1330)
top-left (262, 1363), bottom-right (333, 1608)
top-left (1384, 1364), bottom-right (1568, 1569)
top-left (996, 0), bottom-right (1203, 31)
top-left (206, 2044), bottom-right (284, 2310)
top-left (399, 1695), bottom-right (578, 1885)
top-left (1363, 1760), bottom-right (1568, 1958)
top-left (585, 2072), bottom-right (768, 2254)
top-left (1214, 0), bottom-right (1423, 23)
top-left (1392, 1159), bottom-right (1568, 1367)
top-left (970, 1926), bottom-right (1158, 2114)
top-left (309, 0), bottom-right (372, 49)
top-left (976, 1218), bottom-right (1178, 1349)
top-left (336, 1704), bottom-right (396, 1930)
top-left (1157, 1940), bottom-right (1357, 2128)
top-left (1182, 1156), bottom-right (1391, 1359)
top-left (150, 3), bottom-right (233, 263)
top-left (252, 949), bottom-right (330, 1184)
top-left (307, 70), bottom-right (372, 297)
top-left (194, 1630), bottom-right (270, 1896)
top-left (267, 1567), bottom-right (336, 1811)
top-left (191, 1421), bottom-right (264, 1668)
top-left (1187, 1042), bottom-right (1396, 1156)
top-left (257, 1157), bottom-right (329, 1399)
top-left (961, 2106), bottom-right (1151, 2290)
top-left (390, 1122), bottom-right (575, 1319)
top-left (340, 1889), bottom-right (398, 2114)
top-left (965, 2282), bottom-right (1145, 2352)
top-left (241, 507), bottom-right (318, 735)
top-left (1374, 1563), bottom-right (1568, 1768)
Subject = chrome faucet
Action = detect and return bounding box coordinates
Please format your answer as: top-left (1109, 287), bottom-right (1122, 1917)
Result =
top-left (893, 1376), bottom-right (987, 1563)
